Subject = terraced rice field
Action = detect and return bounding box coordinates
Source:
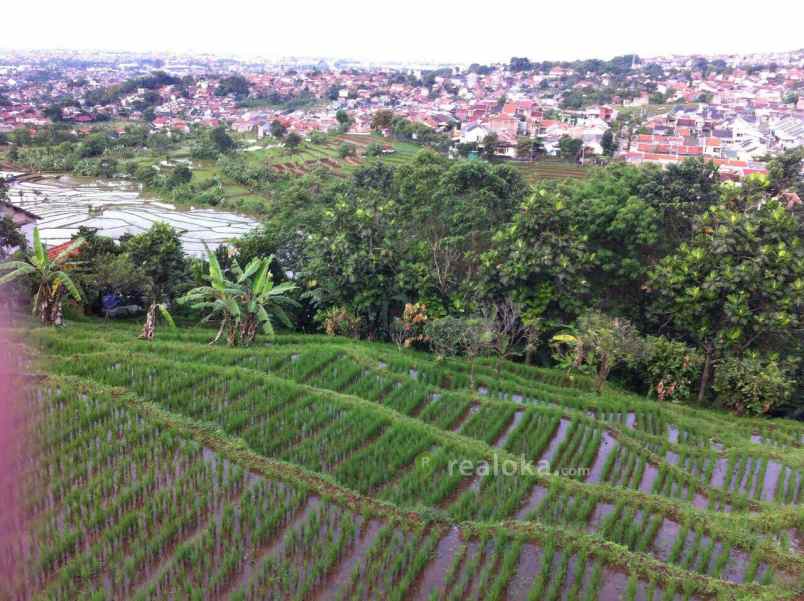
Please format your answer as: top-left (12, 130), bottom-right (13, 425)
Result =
top-left (511, 160), bottom-right (590, 182)
top-left (3, 174), bottom-right (258, 256)
top-left (241, 135), bottom-right (421, 181)
top-left (2, 320), bottom-right (802, 600)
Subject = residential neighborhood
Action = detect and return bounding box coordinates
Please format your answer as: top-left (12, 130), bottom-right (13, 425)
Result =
top-left (2, 48), bottom-right (803, 177)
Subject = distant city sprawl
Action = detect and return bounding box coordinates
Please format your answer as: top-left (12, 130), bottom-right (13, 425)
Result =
top-left (0, 49), bottom-right (803, 177)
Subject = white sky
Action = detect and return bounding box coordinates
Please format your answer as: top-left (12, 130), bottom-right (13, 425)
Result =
top-left (3, 0), bottom-right (803, 64)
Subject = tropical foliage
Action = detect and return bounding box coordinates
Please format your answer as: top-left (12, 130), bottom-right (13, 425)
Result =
top-left (180, 247), bottom-right (298, 346)
top-left (0, 227), bottom-right (83, 325)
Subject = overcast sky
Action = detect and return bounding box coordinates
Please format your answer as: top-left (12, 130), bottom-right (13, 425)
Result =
top-left (4, 0), bottom-right (803, 63)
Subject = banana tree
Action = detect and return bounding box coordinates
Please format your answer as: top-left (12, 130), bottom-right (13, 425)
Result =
top-left (180, 247), bottom-right (298, 346)
top-left (0, 228), bottom-right (83, 326)
top-left (138, 301), bottom-right (176, 340)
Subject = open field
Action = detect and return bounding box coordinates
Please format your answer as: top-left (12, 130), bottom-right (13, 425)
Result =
top-left (1, 319), bottom-right (802, 600)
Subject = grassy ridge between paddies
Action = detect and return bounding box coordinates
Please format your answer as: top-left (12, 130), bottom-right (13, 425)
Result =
top-left (21, 320), bottom-right (804, 600)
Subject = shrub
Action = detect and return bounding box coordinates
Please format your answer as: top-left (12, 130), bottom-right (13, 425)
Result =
top-left (426, 315), bottom-right (493, 389)
top-left (319, 306), bottom-right (362, 338)
top-left (338, 143), bottom-right (356, 158)
top-left (390, 303), bottom-right (430, 349)
top-left (552, 311), bottom-right (645, 394)
top-left (365, 142), bottom-right (384, 158)
top-left (309, 131), bottom-right (327, 145)
top-left (713, 353), bottom-right (794, 416)
top-left (643, 336), bottom-right (703, 402)
top-left (426, 316), bottom-right (471, 358)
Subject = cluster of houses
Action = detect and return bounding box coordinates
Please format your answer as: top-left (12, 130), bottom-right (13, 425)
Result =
top-left (1, 49), bottom-right (803, 178)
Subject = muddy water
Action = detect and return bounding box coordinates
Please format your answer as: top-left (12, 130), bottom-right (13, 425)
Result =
top-left (317, 519), bottom-right (382, 601)
top-left (227, 495), bottom-right (322, 595)
top-left (413, 527), bottom-right (462, 601)
top-left (638, 462), bottom-right (660, 494)
top-left (494, 411), bottom-right (526, 449)
top-left (667, 426), bottom-right (679, 444)
top-left (587, 502), bottom-right (615, 532)
top-left (691, 491), bottom-right (709, 510)
top-left (559, 554), bottom-right (578, 601)
top-left (652, 519), bottom-right (680, 561)
top-left (540, 418), bottom-right (572, 463)
top-left (786, 528), bottom-right (802, 553)
top-left (586, 431), bottom-right (617, 483)
top-left (7, 174), bottom-right (259, 257)
top-left (466, 539), bottom-right (497, 599)
top-left (516, 485), bottom-right (548, 520)
top-left (503, 543), bottom-right (542, 600)
top-left (761, 460), bottom-right (784, 501)
top-left (721, 547), bottom-right (750, 583)
top-left (710, 456), bottom-right (729, 489)
top-left (598, 568), bottom-right (629, 601)
top-left (451, 403), bottom-right (479, 433)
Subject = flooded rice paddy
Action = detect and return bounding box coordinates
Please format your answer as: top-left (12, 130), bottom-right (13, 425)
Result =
top-left (2, 173), bottom-right (259, 256)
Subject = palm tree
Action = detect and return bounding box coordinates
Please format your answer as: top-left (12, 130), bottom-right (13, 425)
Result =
top-left (180, 247), bottom-right (298, 346)
top-left (0, 228), bottom-right (83, 326)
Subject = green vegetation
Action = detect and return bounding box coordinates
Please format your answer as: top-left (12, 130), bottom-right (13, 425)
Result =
top-left (3, 142), bottom-right (803, 418)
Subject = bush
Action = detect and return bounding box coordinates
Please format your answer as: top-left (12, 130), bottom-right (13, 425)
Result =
top-left (319, 306), bottom-right (362, 338)
top-left (425, 316), bottom-right (493, 359)
top-left (365, 142), bottom-right (384, 158)
top-left (309, 131), bottom-right (327, 145)
top-left (713, 353), bottom-right (794, 416)
top-left (338, 143), bottom-right (356, 158)
top-left (390, 303), bottom-right (430, 349)
top-left (426, 316), bottom-right (470, 358)
top-left (552, 311), bottom-right (645, 394)
top-left (643, 336), bottom-right (703, 402)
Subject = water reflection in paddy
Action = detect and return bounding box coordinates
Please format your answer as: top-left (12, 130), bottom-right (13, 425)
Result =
top-left (3, 173), bottom-right (259, 256)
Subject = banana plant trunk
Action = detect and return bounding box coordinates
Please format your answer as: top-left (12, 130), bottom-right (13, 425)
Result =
top-left (239, 314), bottom-right (259, 346)
top-left (37, 284), bottom-right (63, 327)
top-left (139, 303), bottom-right (157, 341)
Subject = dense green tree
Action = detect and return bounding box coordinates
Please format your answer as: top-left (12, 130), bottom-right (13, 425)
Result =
top-left (169, 164), bottom-right (193, 187)
top-left (767, 147), bottom-right (803, 195)
top-left (371, 109), bottom-right (395, 131)
top-left (601, 129), bottom-right (617, 156)
top-left (558, 135), bottom-right (583, 161)
top-left (210, 126), bottom-right (236, 153)
top-left (481, 133), bottom-right (498, 159)
top-left (120, 223), bottom-right (188, 309)
top-left (516, 137), bottom-right (534, 159)
top-left (338, 142), bottom-right (356, 158)
top-left (181, 248), bottom-right (297, 345)
top-left (214, 74), bottom-right (251, 99)
top-left (336, 109), bottom-right (351, 132)
top-left (365, 142), bottom-right (384, 158)
top-left (270, 120), bottom-right (287, 139)
top-left (284, 132), bottom-right (303, 154)
top-left (481, 187), bottom-right (595, 325)
top-left (44, 104), bottom-right (64, 122)
top-left (648, 200), bottom-right (803, 401)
